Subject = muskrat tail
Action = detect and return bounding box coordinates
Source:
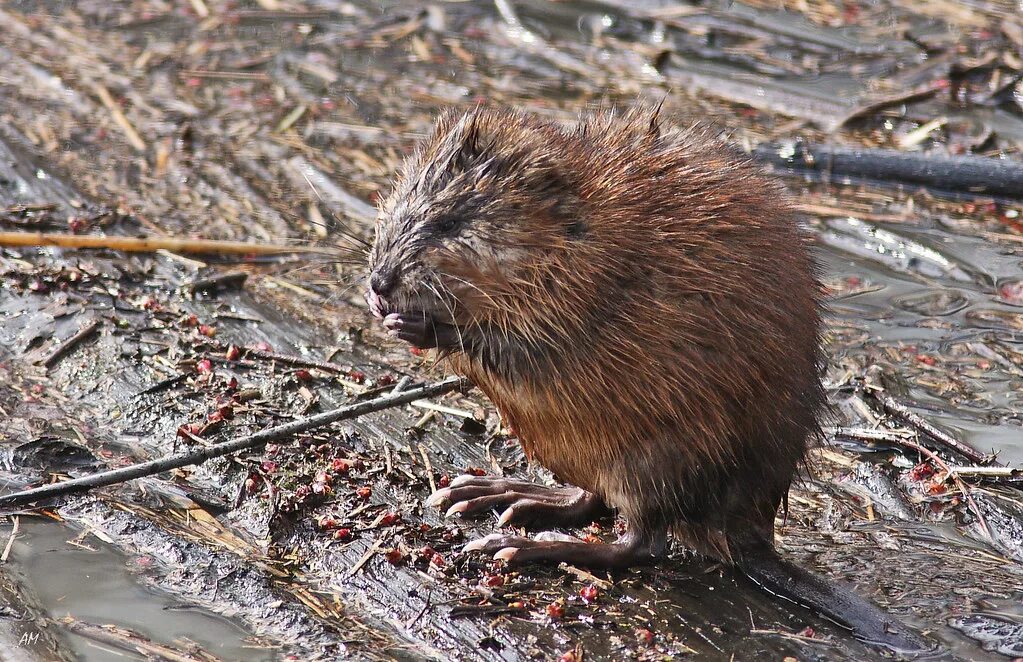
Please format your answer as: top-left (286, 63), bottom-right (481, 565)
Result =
top-left (734, 537), bottom-right (934, 655)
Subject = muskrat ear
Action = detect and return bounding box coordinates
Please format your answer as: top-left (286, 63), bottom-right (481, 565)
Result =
top-left (449, 111), bottom-right (496, 169)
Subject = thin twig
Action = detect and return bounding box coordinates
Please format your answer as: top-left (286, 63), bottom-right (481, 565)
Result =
top-left (348, 539), bottom-right (383, 576)
top-left (39, 318), bottom-right (101, 368)
top-left (0, 377), bottom-right (467, 510)
top-left (178, 70), bottom-right (272, 81)
top-left (418, 444), bottom-right (437, 494)
top-left (947, 466), bottom-right (1021, 478)
top-left (207, 340), bottom-right (358, 376)
top-left (832, 82), bottom-right (946, 130)
top-left (750, 628), bottom-right (835, 647)
top-left (93, 84), bottom-right (147, 152)
top-left (1, 516), bottom-right (19, 562)
top-left (863, 389), bottom-right (994, 465)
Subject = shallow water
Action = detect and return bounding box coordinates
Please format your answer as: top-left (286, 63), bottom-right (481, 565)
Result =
top-left (6, 519), bottom-right (271, 662)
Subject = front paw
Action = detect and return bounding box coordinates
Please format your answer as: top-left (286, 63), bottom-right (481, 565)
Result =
top-left (383, 312), bottom-right (461, 350)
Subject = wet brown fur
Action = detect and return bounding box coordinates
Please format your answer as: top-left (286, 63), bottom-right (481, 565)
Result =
top-left (370, 105), bottom-right (826, 561)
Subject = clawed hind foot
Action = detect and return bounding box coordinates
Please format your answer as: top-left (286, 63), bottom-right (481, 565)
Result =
top-left (426, 475), bottom-right (608, 529)
top-left (462, 529), bottom-right (667, 569)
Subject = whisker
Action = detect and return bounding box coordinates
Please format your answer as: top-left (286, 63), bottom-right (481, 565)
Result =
top-left (317, 276), bottom-right (369, 309)
top-left (442, 273), bottom-right (509, 314)
top-left (426, 279), bottom-right (467, 357)
top-left (297, 170), bottom-right (374, 248)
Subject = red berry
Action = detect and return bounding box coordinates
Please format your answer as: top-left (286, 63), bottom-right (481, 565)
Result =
top-left (999, 281), bottom-right (1023, 305)
top-left (482, 574), bottom-right (505, 587)
top-left (196, 358), bottom-right (213, 374)
top-left (225, 345), bottom-right (241, 361)
top-left (333, 528), bottom-right (353, 542)
top-left (356, 486), bottom-right (372, 500)
top-left (384, 549), bottom-right (404, 565)
top-left (380, 512), bottom-right (400, 526)
top-left (438, 474), bottom-right (451, 488)
top-left (546, 602), bottom-right (565, 619)
top-left (198, 324), bottom-right (216, 337)
top-left (430, 553), bottom-right (446, 567)
top-left (579, 585), bottom-right (599, 603)
top-left (635, 628), bottom-right (654, 644)
top-left (909, 462), bottom-right (935, 482)
top-left (67, 216), bottom-right (87, 233)
top-left (331, 459), bottom-right (350, 474)
top-left (295, 369), bottom-right (312, 382)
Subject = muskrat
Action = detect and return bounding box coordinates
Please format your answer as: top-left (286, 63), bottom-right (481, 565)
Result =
top-left (366, 105), bottom-right (926, 651)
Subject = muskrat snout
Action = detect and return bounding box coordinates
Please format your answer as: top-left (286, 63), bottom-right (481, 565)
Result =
top-left (366, 263), bottom-right (402, 319)
top-left (369, 267), bottom-right (398, 298)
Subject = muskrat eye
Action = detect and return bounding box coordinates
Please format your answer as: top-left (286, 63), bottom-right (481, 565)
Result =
top-left (435, 215), bottom-right (461, 234)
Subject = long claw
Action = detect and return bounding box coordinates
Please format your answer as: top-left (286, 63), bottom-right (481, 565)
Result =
top-left (445, 502), bottom-right (468, 518)
top-left (449, 474), bottom-right (479, 488)
top-left (462, 534), bottom-right (505, 553)
top-left (425, 489), bottom-right (451, 507)
top-left (496, 506), bottom-right (516, 527)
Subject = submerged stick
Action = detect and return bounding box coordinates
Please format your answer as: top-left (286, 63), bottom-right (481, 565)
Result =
top-left (753, 142), bottom-right (1023, 200)
top-left (0, 231), bottom-right (330, 256)
top-left (0, 376), bottom-right (467, 510)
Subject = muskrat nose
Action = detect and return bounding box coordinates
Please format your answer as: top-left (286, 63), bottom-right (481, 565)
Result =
top-left (369, 268), bottom-right (398, 297)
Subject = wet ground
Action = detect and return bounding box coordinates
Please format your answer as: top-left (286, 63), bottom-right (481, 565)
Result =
top-left (1, 0), bottom-right (1023, 660)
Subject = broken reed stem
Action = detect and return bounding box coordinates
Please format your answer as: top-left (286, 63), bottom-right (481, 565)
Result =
top-left (93, 84), bottom-right (147, 152)
top-left (0, 376), bottom-right (468, 510)
top-left (0, 231), bottom-right (332, 256)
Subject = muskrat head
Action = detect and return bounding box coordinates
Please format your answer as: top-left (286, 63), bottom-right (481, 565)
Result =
top-left (367, 106), bottom-right (583, 351)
